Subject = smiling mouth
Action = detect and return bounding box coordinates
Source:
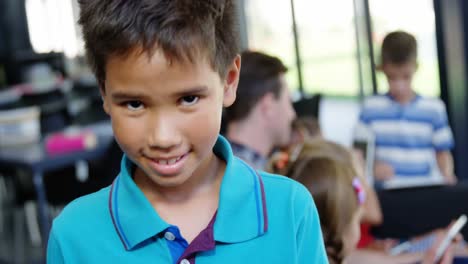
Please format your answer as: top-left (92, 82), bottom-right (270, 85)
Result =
top-left (153, 154), bottom-right (186, 165)
top-left (147, 152), bottom-right (189, 176)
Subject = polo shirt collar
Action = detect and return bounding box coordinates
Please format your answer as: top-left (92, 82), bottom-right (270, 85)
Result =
top-left (108, 135), bottom-right (268, 250)
top-left (385, 92), bottom-right (421, 106)
top-left (108, 156), bottom-right (169, 250)
top-left (213, 136), bottom-right (268, 243)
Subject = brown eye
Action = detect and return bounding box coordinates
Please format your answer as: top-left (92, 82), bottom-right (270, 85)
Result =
top-left (180, 95), bottom-right (199, 106)
top-left (126, 100), bottom-right (144, 111)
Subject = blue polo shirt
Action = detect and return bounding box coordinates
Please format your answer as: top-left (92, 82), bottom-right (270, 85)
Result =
top-left (47, 135), bottom-right (328, 263)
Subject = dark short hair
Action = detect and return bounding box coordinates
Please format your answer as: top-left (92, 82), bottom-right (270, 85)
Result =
top-left (78, 0), bottom-right (240, 89)
top-left (225, 51), bottom-right (287, 122)
top-left (381, 31), bottom-right (417, 65)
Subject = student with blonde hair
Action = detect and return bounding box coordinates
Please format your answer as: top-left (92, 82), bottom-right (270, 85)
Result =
top-left (270, 139), bottom-right (460, 264)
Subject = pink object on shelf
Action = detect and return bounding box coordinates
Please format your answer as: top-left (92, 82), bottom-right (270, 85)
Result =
top-left (45, 130), bottom-right (97, 155)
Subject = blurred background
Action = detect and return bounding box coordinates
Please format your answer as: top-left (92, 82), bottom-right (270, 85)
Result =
top-left (0, 0), bottom-right (468, 263)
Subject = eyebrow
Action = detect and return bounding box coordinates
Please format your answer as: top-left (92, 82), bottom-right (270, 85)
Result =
top-left (110, 91), bottom-right (150, 101)
top-left (110, 86), bottom-right (209, 101)
top-left (172, 86), bottom-right (209, 97)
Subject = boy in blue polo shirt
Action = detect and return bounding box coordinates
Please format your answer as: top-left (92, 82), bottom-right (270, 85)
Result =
top-left (47, 1), bottom-right (327, 263)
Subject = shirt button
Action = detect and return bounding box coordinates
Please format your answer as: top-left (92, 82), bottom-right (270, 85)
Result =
top-left (164, 231), bottom-right (175, 241)
top-left (180, 259), bottom-right (190, 264)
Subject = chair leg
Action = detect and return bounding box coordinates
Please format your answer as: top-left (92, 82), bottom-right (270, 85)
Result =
top-left (24, 201), bottom-right (42, 247)
top-left (13, 207), bottom-right (25, 264)
top-left (0, 176), bottom-right (6, 235)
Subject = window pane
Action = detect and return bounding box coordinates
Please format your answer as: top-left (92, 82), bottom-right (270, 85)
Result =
top-left (245, 0), bottom-right (300, 92)
top-left (370, 0), bottom-right (439, 96)
top-left (294, 0), bottom-right (359, 97)
top-left (26, 0), bottom-right (83, 58)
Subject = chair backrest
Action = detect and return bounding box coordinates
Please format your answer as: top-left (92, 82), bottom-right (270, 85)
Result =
top-left (293, 94), bottom-right (322, 119)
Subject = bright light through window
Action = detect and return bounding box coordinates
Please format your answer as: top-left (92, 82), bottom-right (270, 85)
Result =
top-left (245, 0), bottom-right (299, 91)
top-left (294, 0), bottom-right (358, 96)
top-left (26, 0), bottom-right (80, 58)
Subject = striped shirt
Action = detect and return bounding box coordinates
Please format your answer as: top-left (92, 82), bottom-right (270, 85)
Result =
top-left (357, 94), bottom-right (454, 179)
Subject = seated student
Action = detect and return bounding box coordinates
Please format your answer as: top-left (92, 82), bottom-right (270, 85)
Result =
top-left (224, 51), bottom-right (296, 170)
top-left (46, 1), bottom-right (328, 263)
top-left (270, 117), bottom-right (384, 230)
top-left (270, 139), bottom-right (461, 264)
top-left (288, 120), bottom-right (464, 256)
top-left (356, 31), bottom-right (456, 185)
top-left (291, 116), bottom-right (322, 141)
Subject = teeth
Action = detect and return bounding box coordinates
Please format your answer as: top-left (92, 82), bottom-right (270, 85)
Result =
top-left (156, 155), bottom-right (183, 165)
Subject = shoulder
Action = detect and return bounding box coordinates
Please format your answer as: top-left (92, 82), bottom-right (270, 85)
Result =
top-left (52, 187), bottom-right (111, 234)
top-left (415, 96), bottom-right (447, 113)
top-left (258, 171), bottom-right (314, 218)
top-left (362, 94), bottom-right (392, 109)
top-left (259, 171), bottom-right (311, 201)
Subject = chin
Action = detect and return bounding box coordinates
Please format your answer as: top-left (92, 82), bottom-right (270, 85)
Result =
top-left (151, 174), bottom-right (191, 188)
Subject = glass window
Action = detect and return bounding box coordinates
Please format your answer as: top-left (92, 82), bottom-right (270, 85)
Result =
top-left (245, 0), bottom-right (300, 92)
top-left (294, 0), bottom-right (359, 97)
top-left (369, 0), bottom-right (440, 96)
top-left (25, 0), bottom-right (83, 58)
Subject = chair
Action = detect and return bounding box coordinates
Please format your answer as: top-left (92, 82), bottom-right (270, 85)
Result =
top-left (7, 87), bottom-right (72, 248)
top-left (293, 93), bottom-right (322, 119)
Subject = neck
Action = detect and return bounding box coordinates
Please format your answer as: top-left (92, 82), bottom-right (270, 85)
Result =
top-left (135, 153), bottom-right (225, 205)
top-left (391, 90), bottom-right (416, 105)
top-left (226, 117), bottom-right (273, 157)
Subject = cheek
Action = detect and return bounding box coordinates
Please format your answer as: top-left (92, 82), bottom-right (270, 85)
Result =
top-left (109, 111), bottom-right (145, 151)
top-left (188, 103), bottom-right (222, 142)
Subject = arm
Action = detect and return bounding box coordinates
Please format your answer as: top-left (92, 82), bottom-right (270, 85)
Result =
top-left (432, 100), bottom-right (456, 184)
top-left (347, 227), bottom-right (460, 264)
top-left (346, 249), bottom-right (424, 264)
top-left (351, 149), bottom-right (383, 225)
top-left (436, 151), bottom-right (457, 184)
top-left (373, 161), bottom-right (395, 182)
top-left (47, 228), bottom-right (65, 264)
top-left (295, 190), bottom-right (328, 263)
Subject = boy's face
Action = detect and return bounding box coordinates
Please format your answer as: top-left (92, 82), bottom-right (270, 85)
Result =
top-left (381, 61), bottom-right (417, 99)
top-left (102, 48), bottom-right (239, 188)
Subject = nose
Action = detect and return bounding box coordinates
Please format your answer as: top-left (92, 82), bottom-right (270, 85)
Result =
top-left (147, 112), bottom-right (182, 150)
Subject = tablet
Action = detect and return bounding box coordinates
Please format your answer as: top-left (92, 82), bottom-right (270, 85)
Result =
top-left (388, 234), bottom-right (437, 256)
top-left (388, 214), bottom-right (467, 259)
top-left (352, 125), bottom-right (375, 185)
top-left (435, 214), bottom-right (467, 262)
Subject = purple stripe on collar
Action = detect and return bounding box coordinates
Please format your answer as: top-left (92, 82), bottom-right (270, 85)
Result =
top-left (257, 173), bottom-right (268, 233)
top-left (108, 178), bottom-right (129, 250)
top-left (176, 212), bottom-right (217, 264)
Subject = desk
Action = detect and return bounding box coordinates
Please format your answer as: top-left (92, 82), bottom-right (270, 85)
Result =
top-left (373, 181), bottom-right (468, 239)
top-left (0, 121), bottom-right (113, 243)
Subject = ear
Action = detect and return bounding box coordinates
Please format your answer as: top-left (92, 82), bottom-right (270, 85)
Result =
top-left (258, 92), bottom-right (276, 117)
top-left (222, 55), bottom-right (241, 107)
top-left (99, 83), bottom-right (110, 115)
